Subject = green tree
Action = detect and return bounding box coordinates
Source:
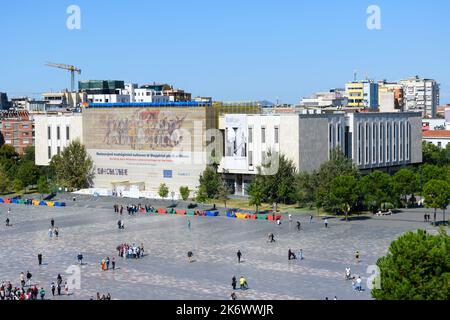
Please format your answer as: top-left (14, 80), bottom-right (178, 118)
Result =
top-left (372, 229), bottom-right (450, 300)
top-left (0, 144), bottom-right (19, 180)
top-left (247, 178), bottom-right (264, 213)
top-left (50, 140), bottom-right (94, 190)
top-left (295, 172), bottom-right (316, 209)
top-left (259, 154), bottom-right (297, 205)
top-left (198, 165), bottom-right (222, 199)
top-left (420, 164), bottom-right (446, 188)
top-left (217, 182), bottom-right (232, 208)
top-left (358, 171), bottom-right (394, 212)
top-left (37, 176), bottom-right (50, 197)
top-left (17, 160), bottom-right (39, 191)
top-left (13, 178), bottom-right (23, 194)
top-left (22, 146), bottom-right (35, 162)
top-left (158, 183), bottom-right (169, 199)
top-left (423, 179), bottom-right (450, 224)
top-left (393, 168), bottom-right (419, 206)
top-left (179, 186), bottom-right (190, 201)
top-left (329, 175), bottom-right (359, 221)
top-left (315, 147), bottom-right (359, 212)
top-left (195, 185), bottom-right (208, 203)
top-left (0, 167), bottom-right (11, 194)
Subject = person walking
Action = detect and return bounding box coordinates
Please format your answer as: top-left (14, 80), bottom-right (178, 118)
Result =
top-left (51, 219), bottom-right (55, 228)
top-left (239, 276), bottom-right (248, 290)
top-left (39, 287), bottom-right (46, 300)
top-left (48, 228), bottom-right (53, 238)
top-left (187, 219), bottom-right (191, 230)
top-left (355, 251), bottom-right (360, 263)
top-left (296, 221), bottom-right (301, 231)
top-left (64, 281), bottom-right (69, 295)
top-left (309, 215), bottom-right (313, 223)
top-left (38, 253), bottom-right (43, 266)
top-left (232, 276), bottom-right (237, 290)
top-left (77, 253), bottom-right (83, 265)
top-left (345, 267), bottom-right (351, 280)
top-left (298, 249), bottom-right (304, 260)
top-left (57, 284), bottom-right (61, 296)
top-left (26, 271), bottom-right (32, 287)
top-left (54, 227), bottom-right (59, 238)
top-left (57, 274), bottom-right (62, 287)
top-left (5, 218), bottom-right (10, 227)
top-left (112, 257), bottom-right (116, 270)
top-left (324, 219), bottom-right (328, 228)
top-left (20, 272), bottom-right (25, 287)
top-left (51, 282), bottom-right (56, 296)
top-left (230, 292), bottom-right (237, 300)
top-left (187, 251), bottom-right (194, 263)
top-left (106, 257), bottom-right (110, 270)
top-left (237, 250), bottom-right (242, 263)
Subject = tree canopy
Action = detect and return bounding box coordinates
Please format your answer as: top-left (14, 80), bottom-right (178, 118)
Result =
top-left (372, 229), bottom-right (450, 300)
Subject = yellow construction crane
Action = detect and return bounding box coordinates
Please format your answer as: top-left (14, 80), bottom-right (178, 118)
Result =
top-left (45, 62), bottom-right (82, 92)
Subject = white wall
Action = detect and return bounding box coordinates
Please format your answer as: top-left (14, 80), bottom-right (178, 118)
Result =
top-left (34, 114), bottom-right (83, 166)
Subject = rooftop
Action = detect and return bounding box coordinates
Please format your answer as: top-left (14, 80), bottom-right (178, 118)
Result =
top-left (423, 130), bottom-right (450, 138)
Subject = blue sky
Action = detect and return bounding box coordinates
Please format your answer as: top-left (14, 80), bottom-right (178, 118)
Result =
top-left (1, 0), bottom-right (450, 103)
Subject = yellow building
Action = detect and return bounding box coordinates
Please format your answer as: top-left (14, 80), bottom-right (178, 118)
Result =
top-left (345, 82), bottom-right (364, 107)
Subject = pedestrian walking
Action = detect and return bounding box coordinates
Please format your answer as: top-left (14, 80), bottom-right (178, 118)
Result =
top-left (26, 271), bottom-right (32, 286)
top-left (54, 227), bottom-right (59, 238)
top-left (112, 257), bottom-right (116, 270)
top-left (39, 287), bottom-right (45, 300)
top-left (231, 292), bottom-right (237, 300)
top-left (187, 251), bottom-right (193, 263)
top-left (64, 281), bottom-right (69, 295)
top-left (57, 284), bottom-right (61, 295)
top-left (239, 276), bottom-right (248, 290)
top-left (187, 219), bottom-right (191, 230)
top-left (288, 214), bottom-right (292, 222)
top-left (51, 282), bottom-right (55, 296)
top-left (38, 253), bottom-right (43, 266)
top-left (232, 276), bottom-right (237, 290)
top-left (324, 219), bottom-right (328, 228)
top-left (296, 221), bottom-right (301, 231)
top-left (309, 215), bottom-right (313, 223)
top-left (298, 249), bottom-right (304, 260)
top-left (237, 250), bottom-right (242, 263)
top-left (51, 219), bottom-right (55, 228)
top-left (48, 228), bottom-right (53, 238)
top-left (77, 253), bottom-right (83, 265)
top-left (20, 272), bottom-right (25, 287)
top-left (345, 267), bottom-right (351, 280)
top-left (5, 218), bottom-right (10, 227)
top-left (355, 251), bottom-right (360, 263)
top-left (106, 257), bottom-right (110, 270)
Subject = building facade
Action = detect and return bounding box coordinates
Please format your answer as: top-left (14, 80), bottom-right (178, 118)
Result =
top-left (218, 112), bottom-right (423, 195)
top-left (345, 81), bottom-right (379, 109)
top-left (0, 110), bottom-right (34, 154)
top-left (423, 130), bottom-right (450, 149)
top-left (0, 92), bottom-right (9, 110)
top-left (399, 76), bottom-right (439, 118)
top-left (34, 112), bottom-right (84, 165)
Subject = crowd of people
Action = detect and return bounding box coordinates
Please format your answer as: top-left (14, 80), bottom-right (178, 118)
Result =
top-left (114, 204), bottom-right (156, 215)
top-left (0, 282), bottom-right (46, 300)
top-left (116, 243), bottom-right (145, 259)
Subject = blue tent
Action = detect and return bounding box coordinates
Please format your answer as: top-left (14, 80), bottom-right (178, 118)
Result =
top-left (205, 211), bottom-right (219, 217)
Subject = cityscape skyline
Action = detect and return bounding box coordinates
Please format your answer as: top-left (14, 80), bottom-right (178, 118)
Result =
top-left (1, 0), bottom-right (450, 103)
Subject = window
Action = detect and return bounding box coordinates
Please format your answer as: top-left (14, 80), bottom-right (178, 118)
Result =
top-left (248, 151), bottom-right (253, 167)
top-left (23, 139), bottom-right (29, 145)
top-left (337, 124), bottom-right (341, 145)
top-left (274, 126), bottom-right (279, 144)
top-left (23, 124), bottom-right (29, 129)
top-left (66, 126), bottom-right (70, 140)
top-left (358, 124), bottom-right (362, 165)
top-left (379, 123), bottom-right (384, 162)
top-left (47, 126), bottom-right (51, 140)
top-left (365, 123), bottom-right (369, 164)
top-left (372, 124), bottom-right (377, 163)
top-left (406, 123), bottom-right (410, 160)
top-left (57, 126), bottom-right (60, 140)
top-left (386, 123), bottom-right (391, 162)
top-left (393, 123), bottom-right (397, 161)
top-left (438, 142), bottom-right (442, 148)
top-left (248, 127), bottom-right (253, 143)
top-left (48, 146), bottom-right (51, 159)
top-left (261, 127), bottom-right (266, 144)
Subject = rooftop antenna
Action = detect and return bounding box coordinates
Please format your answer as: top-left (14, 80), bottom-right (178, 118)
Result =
top-left (353, 70), bottom-right (358, 82)
top-left (365, 72), bottom-right (369, 81)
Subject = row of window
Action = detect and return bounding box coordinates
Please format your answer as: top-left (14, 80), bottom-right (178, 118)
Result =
top-left (4, 139), bottom-right (31, 145)
top-left (48, 146), bottom-right (62, 160)
top-left (248, 126), bottom-right (279, 144)
top-left (48, 125), bottom-right (70, 141)
top-left (357, 121), bottom-right (411, 166)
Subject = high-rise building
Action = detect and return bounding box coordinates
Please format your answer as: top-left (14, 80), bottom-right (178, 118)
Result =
top-left (399, 76), bottom-right (439, 118)
top-left (0, 92), bottom-right (9, 110)
top-left (0, 110), bottom-right (34, 154)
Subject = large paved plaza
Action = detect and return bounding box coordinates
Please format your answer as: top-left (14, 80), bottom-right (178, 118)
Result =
top-left (0, 194), bottom-right (441, 300)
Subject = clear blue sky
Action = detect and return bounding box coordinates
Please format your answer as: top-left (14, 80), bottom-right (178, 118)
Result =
top-left (1, 0), bottom-right (450, 104)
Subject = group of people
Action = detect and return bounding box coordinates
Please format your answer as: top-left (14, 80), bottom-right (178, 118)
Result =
top-left (0, 282), bottom-right (46, 300)
top-left (231, 276), bottom-right (248, 291)
top-left (114, 204), bottom-right (156, 215)
top-left (48, 219), bottom-right (60, 238)
top-left (423, 213), bottom-right (433, 222)
top-left (101, 257), bottom-right (116, 271)
top-left (116, 243), bottom-right (145, 259)
top-left (95, 292), bottom-right (112, 300)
